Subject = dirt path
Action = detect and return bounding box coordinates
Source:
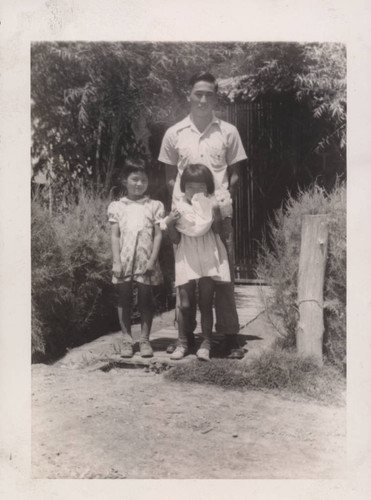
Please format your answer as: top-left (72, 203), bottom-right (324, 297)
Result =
top-left (32, 287), bottom-right (346, 479)
top-left (32, 363), bottom-right (346, 479)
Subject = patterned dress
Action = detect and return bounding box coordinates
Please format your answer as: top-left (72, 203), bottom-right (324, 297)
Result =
top-left (107, 196), bottom-right (164, 285)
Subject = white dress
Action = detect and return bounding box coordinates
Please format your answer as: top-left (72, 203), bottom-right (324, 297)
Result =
top-left (174, 193), bottom-right (231, 287)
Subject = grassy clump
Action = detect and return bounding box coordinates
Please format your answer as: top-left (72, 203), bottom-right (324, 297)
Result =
top-left (31, 190), bottom-right (116, 362)
top-left (256, 182), bottom-right (346, 369)
top-left (165, 347), bottom-right (345, 404)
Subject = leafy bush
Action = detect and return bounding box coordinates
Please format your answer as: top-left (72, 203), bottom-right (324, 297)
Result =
top-left (256, 182), bottom-right (346, 369)
top-left (31, 190), bottom-right (116, 362)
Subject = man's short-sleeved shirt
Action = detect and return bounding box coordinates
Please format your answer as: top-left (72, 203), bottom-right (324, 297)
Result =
top-left (158, 114), bottom-right (247, 205)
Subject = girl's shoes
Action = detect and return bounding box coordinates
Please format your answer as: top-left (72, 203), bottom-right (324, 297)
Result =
top-left (196, 348), bottom-right (210, 362)
top-left (140, 341), bottom-right (153, 358)
top-left (170, 345), bottom-right (188, 360)
top-left (121, 342), bottom-right (134, 358)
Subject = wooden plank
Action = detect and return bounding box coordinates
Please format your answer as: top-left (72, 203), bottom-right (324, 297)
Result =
top-left (297, 215), bottom-right (328, 364)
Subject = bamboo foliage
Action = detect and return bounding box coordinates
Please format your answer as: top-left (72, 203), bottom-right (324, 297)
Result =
top-left (31, 42), bottom-right (240, 196)
top-left (31, 42), bottom-right (346, 199)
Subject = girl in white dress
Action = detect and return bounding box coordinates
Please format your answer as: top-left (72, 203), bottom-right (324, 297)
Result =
top-left (165, 164), bottom-right (230, 361)
top-left (108, 160), bottom-right (164, 358)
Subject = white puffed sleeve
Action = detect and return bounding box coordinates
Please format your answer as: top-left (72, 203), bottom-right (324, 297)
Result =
top-left (107, 201), bottom-right (119, 223)
top-left (152, 200), bottom-right (165, 224)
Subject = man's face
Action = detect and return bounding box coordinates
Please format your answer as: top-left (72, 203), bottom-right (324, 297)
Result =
top-left (188, 80), bottom-right (217, 119)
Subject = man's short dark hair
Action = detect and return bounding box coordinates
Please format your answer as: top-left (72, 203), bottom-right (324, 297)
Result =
top-left (188, 71), bottom-right (218, 93)
top-left (180, 164), bottom-right (215, 194)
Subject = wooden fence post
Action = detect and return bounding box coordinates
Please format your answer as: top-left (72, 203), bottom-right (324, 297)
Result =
top-left (297, 214), bottom-right (328, 364)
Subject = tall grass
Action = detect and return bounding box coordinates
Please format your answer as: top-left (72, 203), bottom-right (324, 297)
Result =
top-left (256, 182), bottom-right (346, 369)
top-left (31, 189), bottom-right (116, 361)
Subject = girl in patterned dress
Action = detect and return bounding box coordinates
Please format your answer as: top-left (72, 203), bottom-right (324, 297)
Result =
top-left (108, 160), bottom-right (164, 358)
top-left (165, 164), bottom-right (231, 361)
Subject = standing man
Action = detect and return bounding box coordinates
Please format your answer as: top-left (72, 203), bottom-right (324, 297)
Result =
top-left (158, 71), bottom-right (248, 358)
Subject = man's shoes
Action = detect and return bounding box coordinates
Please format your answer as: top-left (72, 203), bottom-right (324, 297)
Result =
top-left (225, 334), bottom-right (246, 359)
top-left (140, 341), bottom-right (153, 358)
top-left (227, 348), bottom-right (245, 360)
top-left (170, 345), bottom-right (188, 360)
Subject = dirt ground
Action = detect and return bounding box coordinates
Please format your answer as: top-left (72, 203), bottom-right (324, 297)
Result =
top-left (32, 362), bottom-right (346, 479)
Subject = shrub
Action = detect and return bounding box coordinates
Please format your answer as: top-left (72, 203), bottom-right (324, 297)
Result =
top-left (255, 182), bottom-right (346, 369)
top-left (165, 346), bottom-right (345, 404)
top-left (31, 190), bottom-right (117, 362)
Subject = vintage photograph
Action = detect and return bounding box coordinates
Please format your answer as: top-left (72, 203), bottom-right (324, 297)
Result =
top-left (30, 41), bottom-right (346, 479)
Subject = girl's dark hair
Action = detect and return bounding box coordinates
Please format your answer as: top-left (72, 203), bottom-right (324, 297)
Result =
top-left (122, 159), bottom-right (148, 180)
top-left (180, 164), bottom-right (215, 194)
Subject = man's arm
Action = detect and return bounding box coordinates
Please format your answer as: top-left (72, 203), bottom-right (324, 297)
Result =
top-left (165, 210), bottom-right (181, 245)
top-left (163, 163), bottom-right (178, 200)
top-left (158, 126), bottom-right (178, 203)
top-left (227, 161), bottom-right (242, 200)
top-left (225, 124), bottom-right (248, 200)
top-left (211, 204), bottom-right (223, 234)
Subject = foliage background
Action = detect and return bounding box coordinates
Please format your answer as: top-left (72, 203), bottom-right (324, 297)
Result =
top-left (32, 42), bottom-right (346, 198)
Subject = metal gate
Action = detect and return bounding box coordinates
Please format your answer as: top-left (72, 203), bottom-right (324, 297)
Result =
top-left (225, 99), bottom-right (305, 279)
